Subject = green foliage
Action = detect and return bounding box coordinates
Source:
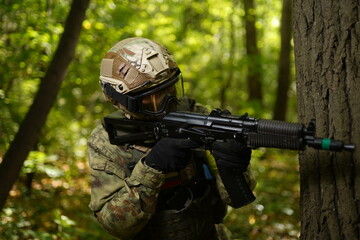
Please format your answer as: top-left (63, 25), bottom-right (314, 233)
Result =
top-left (23, 151), bottom-right (64, 178)
top-left (0, 162), bottom-right (116, 239)
top-left (0, 0), bottom-right (298, 239)
top-left (224, 150), bottom-right (300, 239)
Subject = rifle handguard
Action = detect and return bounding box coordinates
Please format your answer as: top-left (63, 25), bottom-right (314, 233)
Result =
top-left (247, 119), bottom-right (305, 150)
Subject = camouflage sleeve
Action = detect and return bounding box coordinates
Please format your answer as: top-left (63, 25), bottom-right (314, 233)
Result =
top-left (88, 125), bottom-right (165, 239)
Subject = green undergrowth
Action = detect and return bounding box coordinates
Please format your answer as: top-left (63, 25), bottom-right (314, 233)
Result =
top-left (0, 149), bottom-right (300, 240)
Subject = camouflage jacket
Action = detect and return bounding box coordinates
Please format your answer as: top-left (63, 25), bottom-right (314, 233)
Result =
top-left (88, 99), bottom-right (256, 240)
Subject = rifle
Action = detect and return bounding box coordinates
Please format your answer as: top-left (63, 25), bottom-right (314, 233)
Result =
top-left (104, 108), bottom-right (355, 152)
top-left (103, 109), bottom-right (355, 208)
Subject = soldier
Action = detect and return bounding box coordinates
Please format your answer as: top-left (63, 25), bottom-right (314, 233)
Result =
top-left (88, 37), bottom-right (256, 240)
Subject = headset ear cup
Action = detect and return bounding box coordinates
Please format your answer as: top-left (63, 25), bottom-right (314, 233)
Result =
top-left (164, 97), bottom-right (180, 114)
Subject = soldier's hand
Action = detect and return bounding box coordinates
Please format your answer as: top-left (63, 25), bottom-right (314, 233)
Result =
top-left (145, 138), bottom-right (200, 172)
top-left (212, 140), bottom-right (252, 172)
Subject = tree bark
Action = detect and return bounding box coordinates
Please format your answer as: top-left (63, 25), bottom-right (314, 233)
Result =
top-left (243, 0), bottom-right (263, 103)
top-left (0, 0), bottom-right (90, 211)
top-left (220, 14), bottom-right (236, 109)
top-left (273, 0), bottom-right (292, 121)
top-left (293, 0), bottom-right (360, 239)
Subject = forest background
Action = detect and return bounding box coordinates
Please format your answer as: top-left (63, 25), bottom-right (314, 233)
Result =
top-left (0, 0), bottom-right (300, 239)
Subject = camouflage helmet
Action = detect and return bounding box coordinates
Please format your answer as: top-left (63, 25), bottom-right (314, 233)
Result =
top-left (99, 37), bottom-right (184, 118)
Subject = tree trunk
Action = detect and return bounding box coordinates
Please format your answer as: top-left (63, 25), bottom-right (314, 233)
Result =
top-left (273, 0), bottom-right (292, 121)
top-left (243, 0), bottom-right (263, 103)
top-left (0, 0), bottom-right (90, 211)
top-left (293, 0), bottom-right (360, 239)
top-left (220, 13), bottom-right (236, 109)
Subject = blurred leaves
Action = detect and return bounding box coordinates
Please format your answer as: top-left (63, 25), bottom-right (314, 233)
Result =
top-left (23, 151), bottom-right (63, 178)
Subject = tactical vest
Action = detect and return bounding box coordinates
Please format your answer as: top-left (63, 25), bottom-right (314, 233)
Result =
top-left (109, 98), bottom-right (227, 239)
top-left (132, 150), bottom-right (227, 240)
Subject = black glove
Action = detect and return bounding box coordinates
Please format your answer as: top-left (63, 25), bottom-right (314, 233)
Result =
top-left (212, 140), bottom-right (252, 172)
top-left (145, 138), bottom-right (200, 172)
